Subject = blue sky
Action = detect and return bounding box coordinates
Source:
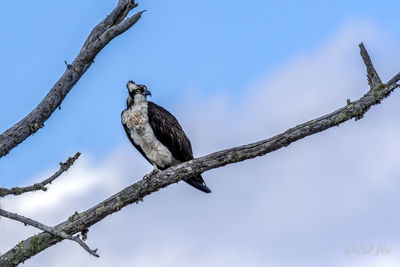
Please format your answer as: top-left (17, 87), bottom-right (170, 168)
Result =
top-left (1, 0), bottom-right (399, 187)
top-left (1, 1), bottom-right (400, 266)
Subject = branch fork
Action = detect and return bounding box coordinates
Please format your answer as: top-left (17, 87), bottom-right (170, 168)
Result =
top-left (0, 209), bottom-right (98, 258)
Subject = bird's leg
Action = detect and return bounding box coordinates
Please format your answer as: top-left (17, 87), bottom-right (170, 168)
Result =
top-left (152, 164), bottom-right (160, 173)
top-left (143, 164), bottom-right (160, 180)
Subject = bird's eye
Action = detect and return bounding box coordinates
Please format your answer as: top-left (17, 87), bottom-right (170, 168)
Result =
top-left (135, 89), bottom-right (142, 93)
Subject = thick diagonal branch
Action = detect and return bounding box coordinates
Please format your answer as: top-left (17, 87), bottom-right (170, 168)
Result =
top-left (1, 44), bottom-right (399, 267)
top-left (0, 0), bottom-right (144, 159)
top-left (0, 209), bottom-right (98, 257)
top-left (0, 152), bottom-right (80, 198)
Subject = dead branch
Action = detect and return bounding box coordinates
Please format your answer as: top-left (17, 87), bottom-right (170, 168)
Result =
top-left (1, 44), bottom-right (399, 267)
top-left (0, 0), bottom-right (144, 160)
top-left (0, 209), bottom-right (98, 258)
top-left (0, 153), bottom-right (80, 198)
top-left (359, 42), bottom-right (382, 89)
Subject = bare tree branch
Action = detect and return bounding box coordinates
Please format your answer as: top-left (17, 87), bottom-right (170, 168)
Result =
top-left (0, 153), bottom-right (80, 198)
top-left (0, 0), bottom-right (144, 160)
top-left (0, 209), bottom-right (99, 258)
top-left (1, 44), bottom-right (399, 266)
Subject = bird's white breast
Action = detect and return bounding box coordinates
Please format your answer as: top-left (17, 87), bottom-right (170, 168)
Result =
top-left (122, 101), bottom-right (176, 168)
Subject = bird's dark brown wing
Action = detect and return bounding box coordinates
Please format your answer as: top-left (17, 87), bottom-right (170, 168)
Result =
top-left (147, 101), bottom-right (194, 162)
top-left (121, 111), bottom-right (153, 166)
top-left (148, 102), bottom-right (211, 193)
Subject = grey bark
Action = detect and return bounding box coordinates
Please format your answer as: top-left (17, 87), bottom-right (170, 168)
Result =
top-left (1, 45), bottom-right (398, 267)
top-left (359, 42), bottom-right (382, 88)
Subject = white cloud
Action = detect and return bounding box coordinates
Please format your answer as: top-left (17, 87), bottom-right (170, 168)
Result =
top-left (2, 21), bottom-right (400, 266)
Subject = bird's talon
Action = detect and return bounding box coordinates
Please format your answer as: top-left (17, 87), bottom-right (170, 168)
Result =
top-left (143, 169), bottom-right (159, 180)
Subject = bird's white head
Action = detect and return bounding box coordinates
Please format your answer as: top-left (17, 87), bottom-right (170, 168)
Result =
top-left (126, 81), bottom-right (151, 105)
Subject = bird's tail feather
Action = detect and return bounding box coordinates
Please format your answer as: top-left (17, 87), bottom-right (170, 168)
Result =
top-left (185, 175), bottom-right (212, 193)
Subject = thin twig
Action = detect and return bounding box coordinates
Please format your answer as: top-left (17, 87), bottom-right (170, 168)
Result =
top-left (0, 208), bottom-right (99, 257)
top-left (1, 44), bottom-right (399, 266)
top-left (0, 152), bottom-right (81, 198)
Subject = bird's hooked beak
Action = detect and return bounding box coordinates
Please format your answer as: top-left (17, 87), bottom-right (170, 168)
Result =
top-left (144, 88), bottom-right (151, 97)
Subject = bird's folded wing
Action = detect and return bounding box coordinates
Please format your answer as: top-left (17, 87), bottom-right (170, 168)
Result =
top-left (147, 102), bottom-right (194, 162)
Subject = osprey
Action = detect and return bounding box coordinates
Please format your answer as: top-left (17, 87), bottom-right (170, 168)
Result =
top-left (121, 81), bottom-right (211, 193)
